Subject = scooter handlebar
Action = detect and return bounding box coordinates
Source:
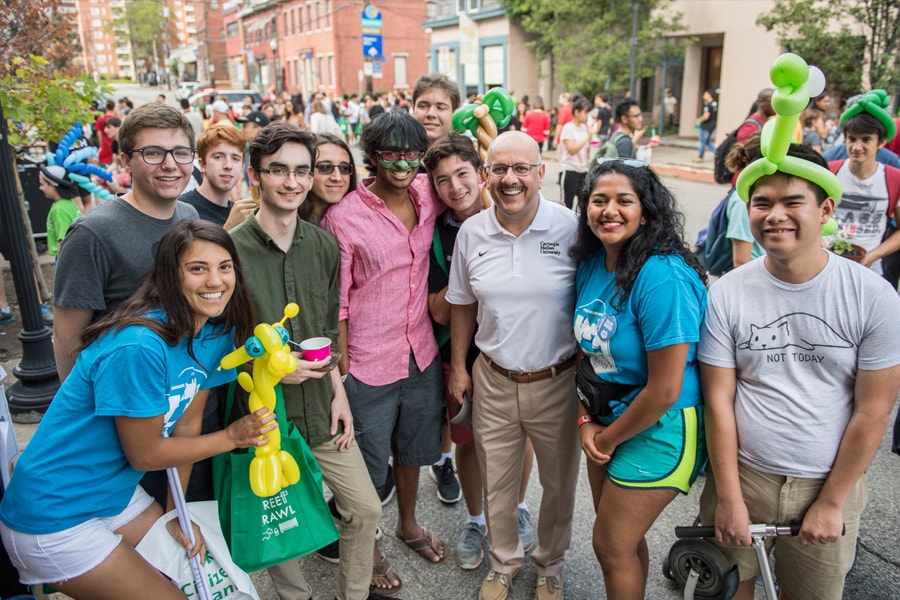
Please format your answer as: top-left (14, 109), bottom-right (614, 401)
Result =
top-left (675, 523), bottom-right (842, 539)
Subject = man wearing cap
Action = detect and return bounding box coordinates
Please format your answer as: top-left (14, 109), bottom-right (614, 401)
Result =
top-left (178, 124), bottom-right (256, 230)
top-left (210, 100), bottom-right (234, 126)
top-left (236, 110), bottom-right (271, 140)
top-left (38, 165), bottom-right (81, 258)
top-left (447, 130), bottom-right (580, 600)
top-left (235, 111), bottom-right (271, 196)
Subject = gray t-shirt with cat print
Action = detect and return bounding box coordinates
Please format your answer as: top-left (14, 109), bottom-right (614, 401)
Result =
top-left (699, 254), bottom-right (900, 478)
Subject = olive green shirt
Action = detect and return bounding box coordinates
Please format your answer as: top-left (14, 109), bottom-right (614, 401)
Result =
top-left (230, 212), bottom-right (340, 448)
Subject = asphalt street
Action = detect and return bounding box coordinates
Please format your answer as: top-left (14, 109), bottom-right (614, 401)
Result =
top-left (9, 84), bottom-right (900, 599)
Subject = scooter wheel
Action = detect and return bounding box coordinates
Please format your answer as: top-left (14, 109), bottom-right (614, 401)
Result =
top-left (667, 539), bottom-right (732, 597)
top-left (661, 553), bottom-right (674, 580)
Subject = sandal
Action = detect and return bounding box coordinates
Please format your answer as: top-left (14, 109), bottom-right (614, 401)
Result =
top-left (370, 552), bottom-right (403, 597)
top-left (396, 526), bottom-right (449, 563)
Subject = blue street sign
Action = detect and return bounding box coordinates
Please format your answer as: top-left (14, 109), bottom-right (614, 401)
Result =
top-left (362, 34), bottom-right (383, 59)
top-left (362, 6), bottom-right (382, 31)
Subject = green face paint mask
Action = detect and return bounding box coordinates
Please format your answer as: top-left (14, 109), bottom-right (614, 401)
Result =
top-left (379, 158), bottom-right (420, 172)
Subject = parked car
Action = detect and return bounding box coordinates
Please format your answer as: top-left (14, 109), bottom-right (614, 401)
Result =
top-left (189, 89), bottom-right (263, 112)
top-left (174, 82), bottom-right (200, 101)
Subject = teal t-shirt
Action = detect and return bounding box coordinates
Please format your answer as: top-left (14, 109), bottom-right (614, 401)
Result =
top-left (574, 252), bottom-right (706, 414)
top-left (0, 318), bottom-right (236, 534)
top-left (724, 189), bottom-right (764, 260)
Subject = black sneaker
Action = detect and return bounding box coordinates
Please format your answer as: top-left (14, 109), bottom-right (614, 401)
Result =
top-left (316, 538), bottom-right (340, 564)
top-left (429, 458), bottom-right (462, 504)
top-left (378, 464), bottom-right (396, 506)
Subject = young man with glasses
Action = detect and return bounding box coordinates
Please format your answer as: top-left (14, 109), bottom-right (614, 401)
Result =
top-left (229, 123), bottom-right (384, 600)
top-left (446, 131), bottom-right (580, 600)
top-left (322, 112), bottom-right (448, 596)
top-left (53, 103), bottom-right (199, 381)
top-left (612, 98), bottom-right (646, 159)
top-left (52, 103), bottom-right (201, 507)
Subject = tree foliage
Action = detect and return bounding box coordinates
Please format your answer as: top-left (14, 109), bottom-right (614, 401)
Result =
top-left (757, 0), bottom-right (898, 99)
top-left (502, 0), bottom-right (692, 97)
top-left (1, 55), bottom-right (110, 148)
top-left (109, 0), bottom-right (177, 72)
top-left (0, 0), bottom-right (82, 77)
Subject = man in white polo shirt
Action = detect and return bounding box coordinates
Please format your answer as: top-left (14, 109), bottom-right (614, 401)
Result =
top-left (446, 131), bottom-right (580, 600)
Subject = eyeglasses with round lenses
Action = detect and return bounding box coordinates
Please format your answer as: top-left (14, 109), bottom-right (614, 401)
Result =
top-left (130, 146), bottom-right (196, 165)
top-left (486, 163), bottom-right (540, 177)
top-left (376, 149), bottom-right (422, 162)
top-left (257, 166), bottom-right (312, 179)
top-left (315, 162), bottom-right (353, 176)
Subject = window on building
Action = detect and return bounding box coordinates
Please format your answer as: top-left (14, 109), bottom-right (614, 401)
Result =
top-left (483, 44), bottom-right (504, 89)
top-left (393, 54), bottom-right (408, 88)
top-left (317, 56), bottom-right (324, 86)
top-left (290, 10), bottom-right (295, 34)
top-left (306, 5), bottom-right (311, 31)
top-left (90, 7), bottom-right (100, 15)
top-left (91, 19), bottom-right (101, 27)
top-left (315, 2), bottom-right (320, 30)
top-left (325, 0), bottom-right (331, 28)
top-left (327, 54), bottom-right (334, 86)
top-left (468, 0), bottom-right (482, 11)
top-left (226, 22), bottom-right (238, 38)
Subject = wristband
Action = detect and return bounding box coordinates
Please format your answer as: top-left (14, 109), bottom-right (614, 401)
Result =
top-left (577, 414), bottom-right (593, 427)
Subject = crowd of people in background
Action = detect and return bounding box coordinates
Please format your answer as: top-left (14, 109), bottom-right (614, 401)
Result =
top-left (0, 69), bottom-right (899, 600)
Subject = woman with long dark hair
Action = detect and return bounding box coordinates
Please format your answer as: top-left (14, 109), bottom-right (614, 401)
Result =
top-left (571, 160), bottom-right (708, 599)
top-left (299, 133), bottom-right (357, 224)
top-left (0, 220), bottom-right (275, 600)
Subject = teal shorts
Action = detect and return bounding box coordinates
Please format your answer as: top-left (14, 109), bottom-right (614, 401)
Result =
top-left (600, 405), bottom-right (707, 494)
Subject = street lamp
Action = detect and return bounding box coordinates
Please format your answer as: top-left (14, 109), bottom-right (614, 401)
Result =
top-left (269, 38), bottom-right (281, 93)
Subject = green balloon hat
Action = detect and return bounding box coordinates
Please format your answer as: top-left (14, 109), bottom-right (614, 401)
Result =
top-left (838, 89), bottom-right (896, 143)
top-left (735, 53), bottom-right (843, 235)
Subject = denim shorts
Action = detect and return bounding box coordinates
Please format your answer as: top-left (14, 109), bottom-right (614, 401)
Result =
top-left (0, 486), bottom-right (154, 585)
top-left (344, 354), bottom-right (443, 487)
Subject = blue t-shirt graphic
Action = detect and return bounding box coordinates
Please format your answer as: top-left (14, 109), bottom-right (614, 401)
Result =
top-left (574, 252), bottom-right (706, 414)
top-left (0, 318), bottom-right (236, 534)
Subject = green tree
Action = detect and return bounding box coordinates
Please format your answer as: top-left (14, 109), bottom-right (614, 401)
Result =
top-left (109, 0), bottom-right (176, 75)
top-left (757, 0), bottom-right (898, 99)
top-left (0, 0), bottom-right (82, 77)
top-left (1, 55), bottom-right (109, 150)
top-left (502, 0), bottom-right (692, 97)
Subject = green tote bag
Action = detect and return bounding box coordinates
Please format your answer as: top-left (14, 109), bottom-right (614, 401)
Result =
top-left (213, 383), bottom-right (339, 572)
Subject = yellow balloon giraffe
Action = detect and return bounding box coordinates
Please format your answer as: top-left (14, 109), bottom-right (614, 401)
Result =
top-left (218, 303), bottom-right (302, 497)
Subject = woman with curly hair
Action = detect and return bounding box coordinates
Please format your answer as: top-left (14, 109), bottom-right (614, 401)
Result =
top-left (571, 159), bottom-right (708, 599)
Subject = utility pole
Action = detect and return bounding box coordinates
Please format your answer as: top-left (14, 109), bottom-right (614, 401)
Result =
top-left (629, 0), bottom-right (638, 97)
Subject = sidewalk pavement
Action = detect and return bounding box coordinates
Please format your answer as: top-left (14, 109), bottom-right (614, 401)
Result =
top-left (543, 135), bottom-right (716, 183)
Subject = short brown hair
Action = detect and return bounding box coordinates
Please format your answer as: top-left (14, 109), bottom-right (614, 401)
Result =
top-left (423, 132), bottom-right (480, 173)
top-left (118, 103), bottom-right (195, 155)
top-left (412, 73), bottom-right (461, 111)
top-left (197, 124), bottom-right (246, 161)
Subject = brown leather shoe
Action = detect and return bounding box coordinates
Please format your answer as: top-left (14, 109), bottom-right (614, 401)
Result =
top-left (479, 570), bottom-right (514, 600)
top-left (534, 574), bottom-right (563, 600)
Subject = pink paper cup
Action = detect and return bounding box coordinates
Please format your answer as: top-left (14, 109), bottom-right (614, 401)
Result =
top-left (299, 337), bottom-right (331, 362)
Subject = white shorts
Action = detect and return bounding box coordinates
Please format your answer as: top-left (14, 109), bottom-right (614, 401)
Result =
top-left (0, 486), bottom-right (154, 585)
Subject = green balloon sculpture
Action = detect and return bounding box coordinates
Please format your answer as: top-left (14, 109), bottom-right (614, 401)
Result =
top-left (734, 53), bottom-right (843, 235)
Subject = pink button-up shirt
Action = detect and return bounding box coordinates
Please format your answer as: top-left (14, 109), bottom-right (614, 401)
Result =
top-left (321, 174), bottom-right (443, 386)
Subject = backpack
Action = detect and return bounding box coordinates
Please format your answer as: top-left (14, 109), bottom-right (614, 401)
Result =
top-left (694, 188), bottom-right (735, 276)
top-left (589, 131), bottom-right (628, 171)
top-left (714, 117), bottom-right (763, 184)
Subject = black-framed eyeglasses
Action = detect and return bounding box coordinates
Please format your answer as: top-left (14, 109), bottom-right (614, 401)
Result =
top-left (257, 166), bottom-right (312, 179)
top-left (315, 162), bottom-right (353, 176)
top-left (375, 149), bottom-right (422, 162)
top-left (485, 163), bottom-right (540, 177)
top-left (129, 146), bottom-right (196, 165)
top-left (592, 157), bottom-right (649, 169)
